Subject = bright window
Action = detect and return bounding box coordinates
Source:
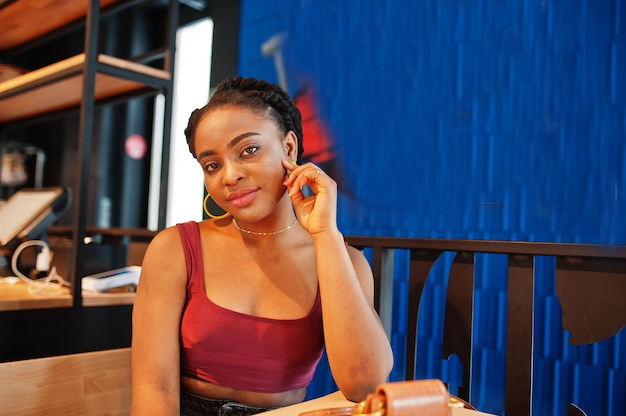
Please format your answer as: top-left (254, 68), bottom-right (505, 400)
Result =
top-left (148, 18), bottom-right (213, 229)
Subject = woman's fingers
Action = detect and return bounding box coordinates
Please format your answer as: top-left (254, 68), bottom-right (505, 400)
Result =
top-left (282, 161), bottom-right (326, 196)
top-left (282, 160), bottom-right (338, 235)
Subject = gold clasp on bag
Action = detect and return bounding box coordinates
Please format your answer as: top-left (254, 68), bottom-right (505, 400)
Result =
top-left (352, 394), bottom-right (385, 416)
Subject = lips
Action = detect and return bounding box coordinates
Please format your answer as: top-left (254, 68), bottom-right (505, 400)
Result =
top-left (226, 188), bottom-right (259, 208)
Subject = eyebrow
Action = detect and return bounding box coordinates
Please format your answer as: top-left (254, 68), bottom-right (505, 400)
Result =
top-left (196, 132), bottom-right (261, 159)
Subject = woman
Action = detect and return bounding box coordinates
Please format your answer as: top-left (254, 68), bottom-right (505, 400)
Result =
top-left (130, 77), bottom-right (394, 415)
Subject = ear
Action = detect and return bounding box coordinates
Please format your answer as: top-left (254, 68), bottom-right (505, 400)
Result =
top-left (283, 130), bottom-right (299, 161)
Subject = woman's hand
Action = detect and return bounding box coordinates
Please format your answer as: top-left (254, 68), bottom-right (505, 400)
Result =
top-left (282, 160), bottom-right (337, 238)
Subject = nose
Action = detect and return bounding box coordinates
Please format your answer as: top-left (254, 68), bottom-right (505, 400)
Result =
top-left (221, 160), bottom-right (244, 185)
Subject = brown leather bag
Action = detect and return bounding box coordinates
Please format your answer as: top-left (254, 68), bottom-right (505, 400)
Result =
top-left (299, 379), bottom-right (467, 416)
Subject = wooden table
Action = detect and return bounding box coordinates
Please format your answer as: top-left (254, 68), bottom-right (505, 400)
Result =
top-left (0, 280), bottom-right (135, 311)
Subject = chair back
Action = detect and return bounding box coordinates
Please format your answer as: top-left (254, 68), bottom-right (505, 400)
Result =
top-left (0, 347), bottom-right (131, 416)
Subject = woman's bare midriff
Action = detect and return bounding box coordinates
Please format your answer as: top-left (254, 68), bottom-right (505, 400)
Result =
top-left (181, 375), bottom-right (308, 408)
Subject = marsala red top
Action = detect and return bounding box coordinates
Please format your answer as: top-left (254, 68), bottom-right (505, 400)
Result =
top-left (177, 221), bottom-right (324, 393)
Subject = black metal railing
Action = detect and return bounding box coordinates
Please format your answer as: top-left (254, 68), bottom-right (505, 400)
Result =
top-left (345, 236), bottom-right (626, 416)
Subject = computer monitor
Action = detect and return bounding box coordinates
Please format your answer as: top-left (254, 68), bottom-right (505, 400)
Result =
top-left (0, 187), bottom-right (71, 253)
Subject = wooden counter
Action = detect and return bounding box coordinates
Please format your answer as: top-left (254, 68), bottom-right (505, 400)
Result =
top-left (0, 280), bottom-right (135, 311)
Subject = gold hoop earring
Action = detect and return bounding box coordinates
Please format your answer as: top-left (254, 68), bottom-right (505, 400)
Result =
top-left (203, 194), bottom-right (229, 220)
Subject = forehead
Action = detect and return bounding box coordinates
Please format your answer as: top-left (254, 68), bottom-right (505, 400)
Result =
top-left (200, 105), bottom-right (270, 131)
top-left (194, 106), bottom-right (281, 152)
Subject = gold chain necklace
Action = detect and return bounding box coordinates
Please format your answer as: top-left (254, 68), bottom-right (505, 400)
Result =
top-left (232, 218), bottom-right (298, 236)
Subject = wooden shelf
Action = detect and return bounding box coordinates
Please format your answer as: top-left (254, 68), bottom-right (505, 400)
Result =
top-left (0, 53), bottom-right (170, 123)
top-left (0, 0), bottom-right (176, 364)
top-left (0, 0), bottom-right (119, 51)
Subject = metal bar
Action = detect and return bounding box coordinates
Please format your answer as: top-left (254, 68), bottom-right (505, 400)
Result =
top-left (70, 0), bottom-right (101, 308)
top-left (369, 245), bottom-right (383, 313)
top-left (379, 248), bottom-right (395, 340)
top-left (505, 254), bottom-right (535, 416)
top-left (156, 0), bottom-right (179, 230)
top-left (96, 61), bottom-right (171, 88)
top-left (442, 252), bottom-right (475, 400)
top-left (345, 236), bottom-right (626, 259)
top-left (407, 249), bottom-right (442, 380)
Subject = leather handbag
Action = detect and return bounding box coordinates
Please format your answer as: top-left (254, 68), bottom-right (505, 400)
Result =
top-left (299, 379), bottom-right (473, 416)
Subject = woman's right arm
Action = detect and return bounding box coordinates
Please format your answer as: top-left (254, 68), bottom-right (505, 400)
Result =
top-left (130, 227), bottom-right (188, 415)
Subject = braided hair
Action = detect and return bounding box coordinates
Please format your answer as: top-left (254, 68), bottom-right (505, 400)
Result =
top-left (184, 76), bottom-right (304, 163)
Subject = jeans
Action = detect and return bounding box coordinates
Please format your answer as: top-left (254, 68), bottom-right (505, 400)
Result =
top-left (180, 390), bottom-right (278, 416)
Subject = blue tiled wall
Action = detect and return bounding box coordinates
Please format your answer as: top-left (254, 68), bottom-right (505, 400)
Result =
top-left (236, 1), bottom-right (626, 415)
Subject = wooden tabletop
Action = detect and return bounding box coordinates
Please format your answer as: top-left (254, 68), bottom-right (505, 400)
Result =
top-left (0, 280), bottom-right (135, 311)
top-left (258, 391), bottom-right (495, 415)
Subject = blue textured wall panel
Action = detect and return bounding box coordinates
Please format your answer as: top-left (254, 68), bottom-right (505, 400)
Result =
top-left (236, 1), bottom-right (626, 415)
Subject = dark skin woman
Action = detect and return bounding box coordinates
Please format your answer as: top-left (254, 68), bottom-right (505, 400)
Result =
top-left (130, 77), bottom-right (393, 415)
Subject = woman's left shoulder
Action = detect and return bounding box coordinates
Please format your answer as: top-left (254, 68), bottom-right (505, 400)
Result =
top-left (344, 243), bottom-right (360, 254)
top-left (345, 243), bottom-right (370, 267)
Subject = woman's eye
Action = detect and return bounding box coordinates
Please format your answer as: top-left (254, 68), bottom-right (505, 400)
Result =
top-left (204, 162), bottom-right (220, 172)
top-left (241, 146), bottom-right (259, 157)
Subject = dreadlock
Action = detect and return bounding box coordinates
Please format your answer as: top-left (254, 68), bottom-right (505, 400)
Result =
top-left (184, 77), bottom-right (304, 163)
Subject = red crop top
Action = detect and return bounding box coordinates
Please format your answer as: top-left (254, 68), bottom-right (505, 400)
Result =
top-left (177, 221), bottom-right (324, 393)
